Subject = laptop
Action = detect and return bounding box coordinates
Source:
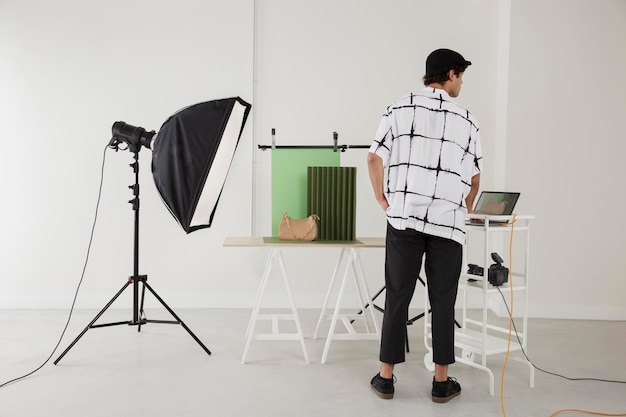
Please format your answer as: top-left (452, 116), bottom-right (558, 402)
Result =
top-left (467, 191), bottom-right (520, 224)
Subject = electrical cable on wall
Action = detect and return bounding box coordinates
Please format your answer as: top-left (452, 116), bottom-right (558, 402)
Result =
top-left (0, 144), bottom-right (109, 389)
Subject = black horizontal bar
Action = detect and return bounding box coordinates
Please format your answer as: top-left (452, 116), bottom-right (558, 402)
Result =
top-left (258, 144), bottom-right (370, 152)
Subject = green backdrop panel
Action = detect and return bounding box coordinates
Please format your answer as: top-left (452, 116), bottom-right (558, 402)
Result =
top-left (271, 149), bottom-right (340, 236)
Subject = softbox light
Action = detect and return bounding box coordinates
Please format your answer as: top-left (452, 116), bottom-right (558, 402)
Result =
top-left (152, 97), bottom-right (251, 233)
top-left (53, 97), bottom-right (251, 365)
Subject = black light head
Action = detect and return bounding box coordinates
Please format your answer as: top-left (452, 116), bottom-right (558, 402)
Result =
top-left (111, 121), bottom-right (156, 152)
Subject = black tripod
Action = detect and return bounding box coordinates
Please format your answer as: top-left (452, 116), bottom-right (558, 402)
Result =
top-left (54, 149), bottom-right (211, 365)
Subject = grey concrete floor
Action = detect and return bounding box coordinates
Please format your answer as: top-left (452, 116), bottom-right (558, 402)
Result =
top-left (1, 308), bottom-right (624, 417)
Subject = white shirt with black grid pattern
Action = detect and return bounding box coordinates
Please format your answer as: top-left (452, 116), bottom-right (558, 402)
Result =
top-left (370, 87), bottom-right (482, 245)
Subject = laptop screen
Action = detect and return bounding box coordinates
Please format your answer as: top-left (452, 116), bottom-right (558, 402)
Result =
top-left (473, 191), bottom-right (520, 216)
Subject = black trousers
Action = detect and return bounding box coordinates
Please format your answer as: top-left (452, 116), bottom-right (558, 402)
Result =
top-left (380, 223), bottom-right (462, 365)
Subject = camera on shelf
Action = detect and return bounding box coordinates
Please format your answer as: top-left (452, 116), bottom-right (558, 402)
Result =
top-left (466, 252), bottom-right (509, 286)
top-left (488, 252), bottom-right (509, 286)
top-left (467, 263), bottom-right (484, 276)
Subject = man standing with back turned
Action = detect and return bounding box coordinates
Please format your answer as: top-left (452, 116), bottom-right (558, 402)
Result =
top-left (367, 48), bottom-right (482, 403)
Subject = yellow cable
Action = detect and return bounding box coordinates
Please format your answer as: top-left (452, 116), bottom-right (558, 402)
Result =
top-left (500, 215), bottom-right (517, 417)
top-left (549, 410), bottom-right (626, 417)
top-left (496, 216), bottom-right (625, 417)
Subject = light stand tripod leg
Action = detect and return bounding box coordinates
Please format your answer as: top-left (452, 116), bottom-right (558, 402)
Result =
top-left (353, 285), bottom-right (385, 317)
top-left (142, 281), bottom-right (212, 356)
top-left (406, 327), bottom-right (410, 353)
top-left (138, 276), bottom-right (147, 332)
top-left (55, 149), bottom-right (212, 363)
top-left (54, 279), bottom-right (132, 365)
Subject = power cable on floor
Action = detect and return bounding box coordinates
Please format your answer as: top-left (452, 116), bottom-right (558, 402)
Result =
top-left (0, 144), bottom-right (109, 389)
top-left (497, 216), bottom-right (625, 417)
top-left (493, 217), bottom-right (624, 417)
top-left (497, 284), bottom-right (625, 417)
top-left (495, 285), bottom-right (626, 385)
top-left (548, 410), bottom-right (626, 417)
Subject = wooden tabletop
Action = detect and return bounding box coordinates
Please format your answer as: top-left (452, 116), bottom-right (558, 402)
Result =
top-left (223, 236), bottom-right (385, 248)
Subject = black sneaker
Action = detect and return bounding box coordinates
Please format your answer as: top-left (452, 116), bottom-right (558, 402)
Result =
top-left (432, 377), bottom-right (461, 403)
top-left (370, 373), bottom-right (395, 399)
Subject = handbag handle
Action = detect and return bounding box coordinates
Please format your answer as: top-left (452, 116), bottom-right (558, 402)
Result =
top-left (283, 214), bottom-right (319, 240)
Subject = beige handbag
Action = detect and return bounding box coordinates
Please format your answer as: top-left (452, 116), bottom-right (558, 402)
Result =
top-left (278, 213), bottom-right (320, 241)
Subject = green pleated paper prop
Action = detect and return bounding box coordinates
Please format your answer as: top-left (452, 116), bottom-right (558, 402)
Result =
top-left (307, 166), bottom-right (356, 241)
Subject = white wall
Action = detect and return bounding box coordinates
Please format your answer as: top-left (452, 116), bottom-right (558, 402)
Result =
top-left (506, 0), bottom-right (626, 319)
top-left (252, 0), bottom-right (501, 309)
top-left (1, 0), bottom-right (624, 320)
top-left (0, 0), bottom-right (259, 309)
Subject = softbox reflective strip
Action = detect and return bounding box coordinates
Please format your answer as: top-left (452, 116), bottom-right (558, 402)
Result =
top-left (190, 101), bottom-right (248, 228)
top-left (151, 97), bottom-right (251, 234)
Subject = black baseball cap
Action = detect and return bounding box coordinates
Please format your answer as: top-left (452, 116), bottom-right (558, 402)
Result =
top-left (426, 49), bottom-right (472, 74)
